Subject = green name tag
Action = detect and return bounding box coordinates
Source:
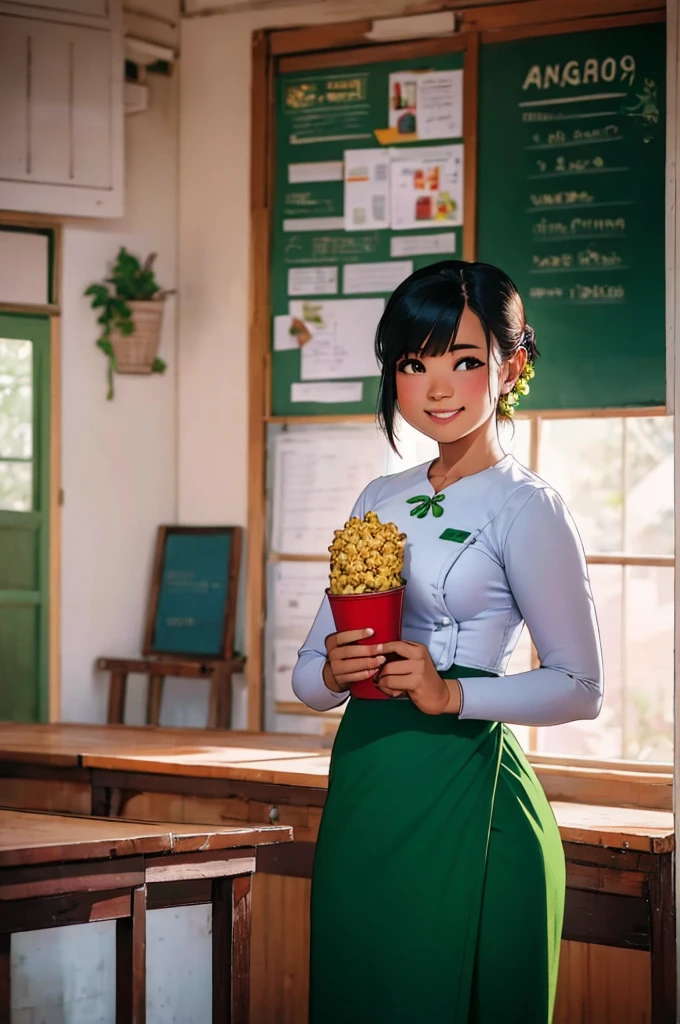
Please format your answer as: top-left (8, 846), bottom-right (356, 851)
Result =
top-left (439, 528), bottom-right (471, 544)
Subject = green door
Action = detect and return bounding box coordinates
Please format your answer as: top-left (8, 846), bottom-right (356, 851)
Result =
top-left (0, 314), bottom-right (50, 722)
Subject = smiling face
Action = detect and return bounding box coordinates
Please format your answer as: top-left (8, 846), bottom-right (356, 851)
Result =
top-left (395, 304), bottom-right (521, 443)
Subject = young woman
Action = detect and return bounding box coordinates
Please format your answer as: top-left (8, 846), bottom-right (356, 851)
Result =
top-left (292, 260), bottom-right (603, 1024)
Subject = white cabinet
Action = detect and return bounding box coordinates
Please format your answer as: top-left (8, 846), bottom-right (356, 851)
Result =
top-left (0, 4), bottom-right (123, 216)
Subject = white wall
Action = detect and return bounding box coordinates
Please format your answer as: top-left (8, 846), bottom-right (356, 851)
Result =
top-left (60, 18), bottom-right (184, 728)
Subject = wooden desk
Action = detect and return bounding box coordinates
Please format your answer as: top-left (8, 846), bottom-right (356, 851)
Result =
top-left (0, 808), bottom-right (292, 1023)
top-left (0, 724), bottom-right (674, 1024)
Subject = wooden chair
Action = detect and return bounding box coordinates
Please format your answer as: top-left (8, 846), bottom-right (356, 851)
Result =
top-left (98, 526), bottom-right (244, 729)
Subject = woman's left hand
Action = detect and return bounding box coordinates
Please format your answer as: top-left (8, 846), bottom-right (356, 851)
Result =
top-left (377, 640), bottom-right (460, 715)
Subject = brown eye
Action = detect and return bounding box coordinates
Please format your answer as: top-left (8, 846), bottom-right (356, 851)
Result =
top-left (453, 357), bottom-right (484, 372)
top-left (398, 358), bottom-right (426, 375)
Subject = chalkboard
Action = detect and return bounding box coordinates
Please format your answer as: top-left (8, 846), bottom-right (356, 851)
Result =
top-left (144, 527), bottom-right (240, 659)
top-left (478, 19), bottom-right (666, 410)
top-left (271, 49), bottom-right (466, 417)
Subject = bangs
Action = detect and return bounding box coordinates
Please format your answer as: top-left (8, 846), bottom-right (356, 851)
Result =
top-left (375, 273), bottom-right (489, 367)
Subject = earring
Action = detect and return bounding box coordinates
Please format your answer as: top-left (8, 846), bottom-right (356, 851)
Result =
top-left (498, 361), bottom-right (535, 418)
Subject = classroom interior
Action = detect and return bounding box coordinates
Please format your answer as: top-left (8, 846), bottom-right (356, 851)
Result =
top-left (0, 0), bottom-right (677, 1021)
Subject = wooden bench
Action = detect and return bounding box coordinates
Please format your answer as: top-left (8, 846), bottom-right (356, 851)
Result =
top-left (0, 807), bottom-right (292, 1023)
top-left (0, 723), bottom-right (673, 1024)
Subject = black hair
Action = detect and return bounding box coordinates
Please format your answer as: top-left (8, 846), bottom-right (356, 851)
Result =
top-left (375, 259), bottom-right (539, 451)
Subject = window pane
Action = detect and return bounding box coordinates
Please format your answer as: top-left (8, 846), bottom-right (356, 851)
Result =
top-left (0, 460), bottom-right (32, 512)
top-left (499, 416), bottom-right (531, 468)
top-left (623, 565), bottom-right (673, 762)
top-left (623, 417), bottom-right (674, 556)
top-left (539, 418), bottom-right (623, 552)
top-left (536, 564), bottom-right (623, 758)
top-left (0, 337), bottom-right (33, 460)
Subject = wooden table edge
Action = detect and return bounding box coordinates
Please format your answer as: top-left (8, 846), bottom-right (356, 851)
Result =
top-left (0, 809), bottom-right (293, 867)
top-left (81, 753), bottom-right (332, 786)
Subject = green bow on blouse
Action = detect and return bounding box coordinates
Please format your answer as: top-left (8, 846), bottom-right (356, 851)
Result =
top-left (406, 493), bottom-right (446, 519)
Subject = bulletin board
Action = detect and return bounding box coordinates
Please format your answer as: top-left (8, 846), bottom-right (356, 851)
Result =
top-left (246, 1), bottom-right (667, 731)
top-left (271, 48), bottom-right (467, 416)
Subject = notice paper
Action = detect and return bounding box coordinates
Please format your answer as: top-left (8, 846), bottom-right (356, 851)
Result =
top-left (387, 69), bottom-right (463, 142)
top-left (272, 561), bottom-right (330, 637)
top-left (344, 149), bottom-right (391, 231)
top-left (416, 70), bottom-right (463, 140)
top-left (283, 217), bottom-right (345, 232)
top-left (268, 560), bottom-right (340, 705)
top-left (391, 232), bottom-right (456, 258)
top-left (288, 161), bottom-right (344, 184)
top-left (288, 266), bottom-right (338, 296)
top-left (288, 298), bottom-right (384, 380)
top-left (273, 314), bottom-right (299, 352)
top-left (343, 260), bottom-right (412, 295)
top-left (271, 428), bottom-right (389, 555)
top-left (290, 381), bottom-right (363, 404)
top-left (390, 144), bottom-right (463, 231)
top-left (271, 638), bottom-right (304, 702)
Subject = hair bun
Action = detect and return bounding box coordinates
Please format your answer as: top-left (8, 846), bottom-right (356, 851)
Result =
top-left (522, 324), bottom-right (538, 361)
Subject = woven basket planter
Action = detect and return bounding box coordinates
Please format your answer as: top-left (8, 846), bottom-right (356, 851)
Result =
top-left (110, 300), bottom-right (164, 374)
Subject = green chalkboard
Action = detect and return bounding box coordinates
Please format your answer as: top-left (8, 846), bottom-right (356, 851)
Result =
top-left (148, 528), bottom-right (235, 659)
top-left (478, 20), bottom-right (666, 410)
top-left (271, 50), bottom-right (466, 416)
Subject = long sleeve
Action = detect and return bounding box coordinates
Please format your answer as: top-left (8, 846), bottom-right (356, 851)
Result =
top-left (458, 487), bottom-right (604, 726)
top-left (292, 478), bottom-right (382, 712)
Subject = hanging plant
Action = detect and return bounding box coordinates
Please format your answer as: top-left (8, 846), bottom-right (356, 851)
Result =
top-left (85, 247), bottom-right (174, 399)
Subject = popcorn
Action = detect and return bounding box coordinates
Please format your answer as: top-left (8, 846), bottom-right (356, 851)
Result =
top-left (329, 511), bottom-right (406, 595)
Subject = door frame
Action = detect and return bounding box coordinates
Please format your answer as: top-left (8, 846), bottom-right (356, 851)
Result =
top-left (0, 212), bottom-right (62, 721)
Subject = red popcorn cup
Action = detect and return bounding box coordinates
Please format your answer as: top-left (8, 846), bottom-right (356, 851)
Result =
top-left (326, 584), bottom-right (405, 700)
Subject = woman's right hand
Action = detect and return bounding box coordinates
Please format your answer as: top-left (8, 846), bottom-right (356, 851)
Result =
top-left (323, 629), bottom-right (386, 693)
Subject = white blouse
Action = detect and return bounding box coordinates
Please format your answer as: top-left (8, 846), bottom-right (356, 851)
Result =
top-left (292, 454), bottom-right (604, 727)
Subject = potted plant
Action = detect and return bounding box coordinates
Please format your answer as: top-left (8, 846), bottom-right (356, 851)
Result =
top-left (85, 247), bottom-right (174, 399)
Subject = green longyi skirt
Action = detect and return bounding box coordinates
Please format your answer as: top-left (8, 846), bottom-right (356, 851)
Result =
top-left (309, 666), bottom-right (565, 1023)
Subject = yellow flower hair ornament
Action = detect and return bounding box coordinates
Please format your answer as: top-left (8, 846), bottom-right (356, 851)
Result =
top-left (498, 360), bottom-right (535, 418)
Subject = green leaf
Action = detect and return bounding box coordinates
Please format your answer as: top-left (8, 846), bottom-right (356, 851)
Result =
top-left (84, 283), bottom-right (110, 307)
top-left (96, 339), bottom-right (114, 358)
top-left (415, 506), bottom-right (430, 519)
top-left (151, 357), bottom-right (167, 374)
top-left (432, 504), bottom-right (444, 518)
top-left (406, 495), bottom-right (430, 504)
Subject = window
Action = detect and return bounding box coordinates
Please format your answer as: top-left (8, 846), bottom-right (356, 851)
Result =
top-left (0, 337), bottom-right (34, 512)
top-left (530, 413), bottom-right (673, 764)
top-left (387, 412), bottom-right (673, 764)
